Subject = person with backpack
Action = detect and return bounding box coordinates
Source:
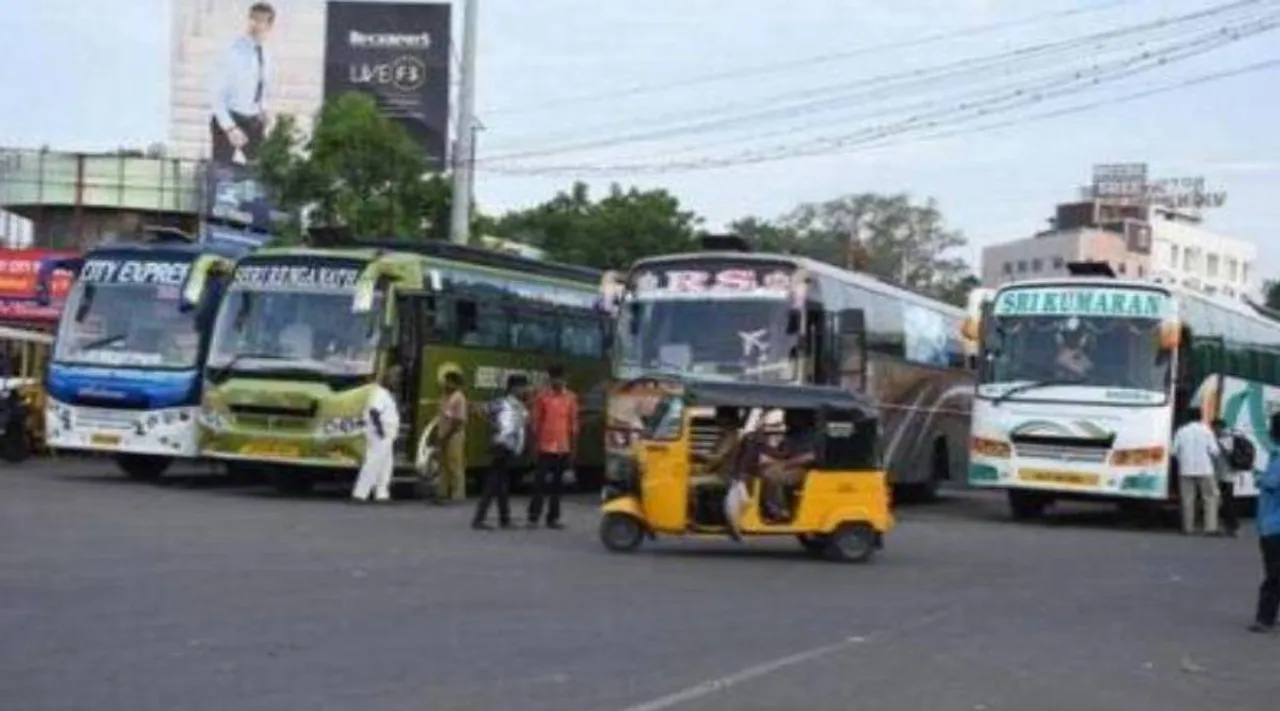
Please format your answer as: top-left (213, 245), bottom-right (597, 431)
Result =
top-left (1249, 413), bottom-right (1280, 634)
top-left (1213, 418), bottom-right (1253, 537)
top-left (471, 374), bottom-right (530, 530)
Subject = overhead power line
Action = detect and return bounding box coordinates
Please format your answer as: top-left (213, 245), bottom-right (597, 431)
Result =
top-left (484, 0), bottom-right (1143, 117)
top-left (480, 0), bottom-right (1278, 162)
top-left (478, 55), bottom-right (1280, 176)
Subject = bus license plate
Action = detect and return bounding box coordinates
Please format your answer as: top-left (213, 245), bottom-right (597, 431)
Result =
top-left (91, 434), bottom-right (121, 446)
top-left (241, 442), bottom-right (300, 458)
top-left (1019, 469), bottom-right (1100, 487)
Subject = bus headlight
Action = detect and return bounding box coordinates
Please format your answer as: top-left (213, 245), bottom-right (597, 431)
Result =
top-left (321, 417), bottom-right (364, 437)
top-left (1111, 446), bottom-right (1166, 467)
top-left (971, 436), bottom-right (1011, 458)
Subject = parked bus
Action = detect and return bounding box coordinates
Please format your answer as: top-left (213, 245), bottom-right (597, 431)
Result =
top-left (39, 230), bottom-right (239, 479)
top-left (600, 242), bottom-right (974, 498)
top-left (198, 241), bottom-right (611, 494)
top-left (963, 263), bottom-right (1280, 519)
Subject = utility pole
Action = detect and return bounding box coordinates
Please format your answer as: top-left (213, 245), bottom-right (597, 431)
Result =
top-left (449, 0), bottom-right (479, 245)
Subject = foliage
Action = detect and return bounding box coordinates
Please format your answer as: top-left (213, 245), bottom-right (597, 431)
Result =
top-left (730, 193), bottom-right (977, 306)
top-left (488, 182), bottom-right (702, 270)
top-left (255, 93), bottom-right (453, 244)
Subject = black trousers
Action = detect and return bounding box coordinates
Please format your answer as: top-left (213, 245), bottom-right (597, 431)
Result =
top-left (1258, 535), bottom-right (1280, 627)
top-left (473, 447), bottom-right (513, 525)
top-left (1218, 481), bottom-right (1240, 533)
top-left (528, 453), bottom-right (569, 524)
top-left (210, 111), bottom-right (265, 164)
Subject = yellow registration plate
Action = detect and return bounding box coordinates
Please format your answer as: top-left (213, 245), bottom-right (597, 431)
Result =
top-left (1018, 469), bottom-right (1100, 487)
top-left (240, 442), bottom-right (301, 458)
top-left (91, 434), bottom-right (122, 446)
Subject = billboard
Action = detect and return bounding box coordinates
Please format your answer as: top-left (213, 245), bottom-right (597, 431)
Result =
top-left (323, 2), bottom-right (452, 168)
top-left (1090, 164), bottom-right (1226, 211)
top-left (0, 249), bottom-right (77, 322)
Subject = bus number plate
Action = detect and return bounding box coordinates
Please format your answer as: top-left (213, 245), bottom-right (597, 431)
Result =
top-left (241, 442), bottom-right (300, 458)
top-left (1018, 469), bottom-right (1099, 487)
top-left (91, 434), bottom-right (121, 446)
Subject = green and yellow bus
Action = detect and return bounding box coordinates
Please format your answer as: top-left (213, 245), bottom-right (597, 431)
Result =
top-left (198, 241), bottom-right (611, 494)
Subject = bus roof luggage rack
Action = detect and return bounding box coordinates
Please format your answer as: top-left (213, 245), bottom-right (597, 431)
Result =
top-left (1066, 261), bottom-right (1116, 278)
top-left (346, 237), bottom-right (602, 283)
top-left (699, 233), bottom-right (752, 253)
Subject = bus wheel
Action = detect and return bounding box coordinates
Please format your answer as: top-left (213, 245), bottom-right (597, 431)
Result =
top-left (599, 513), bottom-right (645, 553)
top-left (269, 468), bottom-right (314, 496)
top-left (824, 523), bottom-right (877, 563)
top-left (116, 454), bottom-right (172, 482)
top-left (1008, 490), bottom-right (1050, 520)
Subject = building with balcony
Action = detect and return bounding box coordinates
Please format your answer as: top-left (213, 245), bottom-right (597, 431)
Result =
top-left (1146, 208), bottom-right (1257, 300)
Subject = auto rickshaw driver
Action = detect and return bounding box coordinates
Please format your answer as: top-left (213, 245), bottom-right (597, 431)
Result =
top-left (758, 409), bottom-right (818, 521)
top-left (691, 407), bottom-right (744, 483)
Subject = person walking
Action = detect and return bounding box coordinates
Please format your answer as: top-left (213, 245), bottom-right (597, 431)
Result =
top-left (528, 365), bottom-right (579, 529)
top-left (1213, 418), bottom-right (1245, 537)
top-left (434, 371), bottom-right (469, 503)
top-left (209, 3), bottom-right (274, 165)
top-left (1172, 408), bottom-right (1221, 535)
top-left (1249, 413), bottom-right (1280, 634)
top-left (472, 375), bottom-right (529, 530)
top-left (351, 370), bottom-right (401, 503)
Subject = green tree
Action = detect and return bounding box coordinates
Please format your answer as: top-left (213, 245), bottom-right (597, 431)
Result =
top-left (256, 93), bottom-right (453, 244)
top-left (1265, 280), bottom-right (1280, 311)
top-left (733, 193), bottom-right (976, 306)
top-left (490, 182), bottom-right (702, 270)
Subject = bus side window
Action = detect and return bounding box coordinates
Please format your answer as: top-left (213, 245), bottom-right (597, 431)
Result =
top-left (511, 309), bottom-right (557, 352)
top-left (561, 316), bottom-right (604, 358)
top-left (456, 299), bottom-right (509, 348)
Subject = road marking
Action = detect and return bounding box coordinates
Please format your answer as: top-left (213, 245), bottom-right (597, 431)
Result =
top-left (611, 635), bottom-right (868, 711)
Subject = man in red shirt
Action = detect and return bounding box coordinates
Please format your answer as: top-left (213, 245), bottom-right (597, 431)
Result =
top-left (528, 364), bottom-right (578, 529)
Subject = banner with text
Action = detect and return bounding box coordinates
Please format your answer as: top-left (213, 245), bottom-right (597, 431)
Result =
top-left (0, 249), bottom-right (77, 322)
top-left (323, 2), bottom-right (452, 168)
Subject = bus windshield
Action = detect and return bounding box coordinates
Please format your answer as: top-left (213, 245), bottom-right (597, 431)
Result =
top-left (616, 298), bottom-right (798, 382)
top-left (207, 286), bottom-right (382, 376)
top-left (54, 281), bottom-right (201, 369)
top-left (981, 313), bottom-right (1170, 396)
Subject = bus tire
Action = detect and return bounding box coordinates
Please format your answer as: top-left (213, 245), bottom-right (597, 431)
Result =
top-left (1008, 490), bottom-right (1050, 520)
top-left (116, 454), bottom-right (172, 481)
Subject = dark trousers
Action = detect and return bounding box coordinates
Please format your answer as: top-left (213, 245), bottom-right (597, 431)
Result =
top-left (1258, 535), bottom-right (1280, 627)
top-left (1219, 480), bottom-right (1240, 533)
top-left (528, 453), bottom-right (569, 524)
top-left (210, 111), bottom-right (265, 164)
top-left (472, 447), bottom-right (513, 525)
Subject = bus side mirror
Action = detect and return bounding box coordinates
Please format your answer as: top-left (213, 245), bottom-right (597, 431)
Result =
top-left (1159, 319), bottom-right (1181, 351)
top-left (787, 309), bottom-right (802, 335)
top-left (627, 301), bottom-right (641, 336)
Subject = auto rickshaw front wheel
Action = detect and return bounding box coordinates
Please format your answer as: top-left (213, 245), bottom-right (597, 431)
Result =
top-left (824, 523), bottom-right (878, 563)
top-left (599, 513), bottom-right (645, 553)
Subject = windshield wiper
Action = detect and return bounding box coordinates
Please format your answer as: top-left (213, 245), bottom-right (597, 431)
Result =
top-left (209, 352), bottom-right (286, 380)
top-left (991, 378), bottom-right (1082, 406)
top-left (80, 334), bottom-right (127, 351)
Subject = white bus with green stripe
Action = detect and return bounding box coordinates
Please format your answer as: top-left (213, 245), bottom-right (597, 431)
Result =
top-left (964, 262), bottom-right (1280, 520)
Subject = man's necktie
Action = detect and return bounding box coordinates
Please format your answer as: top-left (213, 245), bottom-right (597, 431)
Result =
top-left (254, 44), bottom-right (264, 105)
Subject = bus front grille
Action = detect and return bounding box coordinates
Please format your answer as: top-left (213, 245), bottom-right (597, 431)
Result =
top-left (1013, 443), bottom-right (1109, 464)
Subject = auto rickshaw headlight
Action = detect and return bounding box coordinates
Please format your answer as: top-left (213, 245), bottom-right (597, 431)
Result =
top-left (971, 436), bottom-right (1011, 458)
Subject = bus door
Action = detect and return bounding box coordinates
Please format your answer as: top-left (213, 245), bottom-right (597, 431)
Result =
top-left (394, 290), bottom-right (432, 459)
top-left (835, 309), bottom-right (867, 392)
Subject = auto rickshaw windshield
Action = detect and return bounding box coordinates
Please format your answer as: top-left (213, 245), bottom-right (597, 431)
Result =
top-left (642, 394), bottom-right (685, 440)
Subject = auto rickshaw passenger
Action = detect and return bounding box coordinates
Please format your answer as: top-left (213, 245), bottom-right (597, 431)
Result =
top-left (691, 407), bottom-right (743, 481)
top-left (760, 409), bottom-right (818, 520)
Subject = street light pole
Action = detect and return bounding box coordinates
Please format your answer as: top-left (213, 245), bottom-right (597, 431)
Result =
top-left (449, 0), bottom-right (479, 245)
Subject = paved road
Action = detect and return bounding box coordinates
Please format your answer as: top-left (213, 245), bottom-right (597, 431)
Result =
top-left (1, 459), bottom-right (1274, 711)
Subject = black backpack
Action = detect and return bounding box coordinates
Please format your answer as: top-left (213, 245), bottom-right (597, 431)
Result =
top-left (1228, 434), bottom-right (1256, 471)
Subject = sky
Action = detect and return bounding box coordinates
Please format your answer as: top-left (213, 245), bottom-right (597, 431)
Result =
top-left (0, 0), bottom-right (1277, 276)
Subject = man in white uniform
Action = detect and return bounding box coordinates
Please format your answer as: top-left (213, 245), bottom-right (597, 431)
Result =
top-left (1172, 408), bottom-right (1221, 535)
top-left (351, 374), bottom-right (401, 503)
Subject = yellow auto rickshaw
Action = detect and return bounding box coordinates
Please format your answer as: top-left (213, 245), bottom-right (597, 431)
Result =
top-left (598, 378), bottom-right (893, 562)
top-left (0, 324), bottom-right (53, 462)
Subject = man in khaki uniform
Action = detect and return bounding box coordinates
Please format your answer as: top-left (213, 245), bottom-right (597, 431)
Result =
top-left (435, 371), bottom-right (468, 503)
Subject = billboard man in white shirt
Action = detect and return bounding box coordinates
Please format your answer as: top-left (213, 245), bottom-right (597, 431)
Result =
top-left (1172, 408), bottom-right (1221, 535)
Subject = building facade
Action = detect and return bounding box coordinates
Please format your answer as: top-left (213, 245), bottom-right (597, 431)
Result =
top-left (981, 228), bottom-right (1150, 286)
top-left (1146, 209), bottom-right (1257, 300)
top-left (170, 0), bottom-right (326, 161)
